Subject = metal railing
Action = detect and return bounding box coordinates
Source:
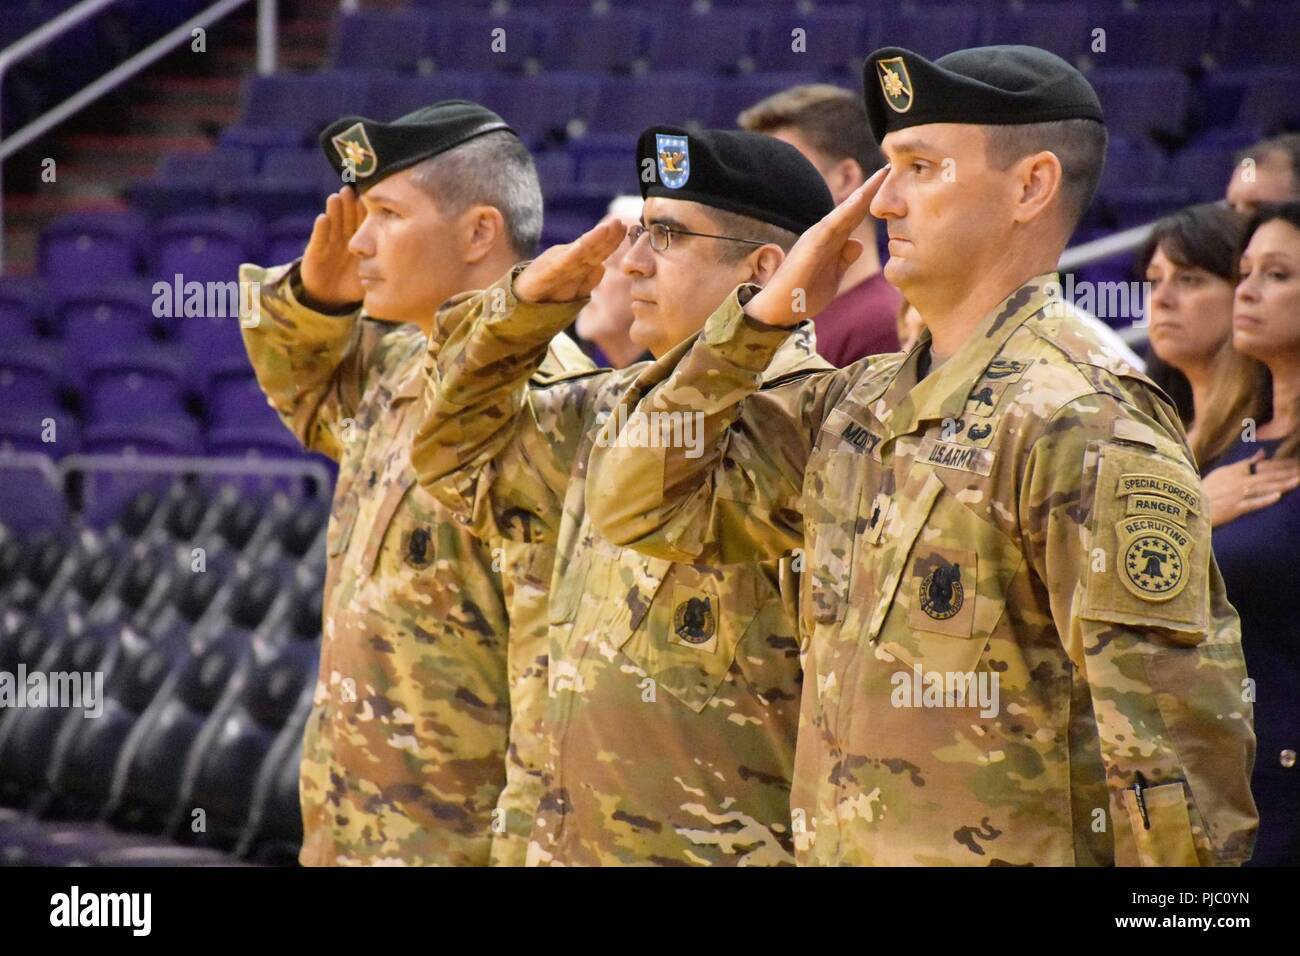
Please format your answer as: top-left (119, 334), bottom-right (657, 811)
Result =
top-left (0, 0), bottom-right (280, 270)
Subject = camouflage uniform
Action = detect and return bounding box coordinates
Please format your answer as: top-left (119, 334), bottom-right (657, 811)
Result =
top-left (411, 267), bottom-right (830, 865)
top-left (239, 261), bottom-right (589, 866)
top-left (587, 275), bottom-right (1259, 866)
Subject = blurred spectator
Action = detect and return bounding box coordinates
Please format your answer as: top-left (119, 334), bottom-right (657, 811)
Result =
top-left (1226, 133), bottom-right (1300, 216)
top-left (1137, 203), bottom-right (1247, 454)
top-left (1201, 203), bottom-right (1300, 866)
top-left (573, 196), bottom-right (649, 369)
top-left (739, 84), bottom-right (901, 366)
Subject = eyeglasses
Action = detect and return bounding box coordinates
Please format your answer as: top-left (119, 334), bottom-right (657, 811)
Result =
top-left (627, 222), bottom-right (766, 253)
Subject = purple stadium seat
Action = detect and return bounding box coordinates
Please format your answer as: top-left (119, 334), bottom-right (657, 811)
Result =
top-left (1218, 4), bottom-right (1300, 68)
top-left (1168, 144), bottom-right (1239, 203)
top-left (0, 343), bottom-right (61, 414)
top-left (128, 148), bottom-right (260, 219)
top-left (1088, 4), bottom-right (1215, 71)
top-left (154, 212), bottom-right (264, 287)
top-left (708, 72), bottom-right (820, 129)
top-left (981, 3), bottom-right (1089, 63)
top-left (225, 148), bottom-right (333, 220)
top-left (0, 459), bottom-right (66, 533)
top-left (1103, 187), bottom-right (1194, 231)
top-left (205, 426), bottom-right (304, 461)
top-left (209, 368), bottom-right (281, 433)
top-left (481, 73), bottom-right (597, 142)
top-left (645, 10), bottom-right (761, 73)
top-left (534, 150), bottom-right (576, 197)
top-left (1199, 69), bottom-right (1300, 137)
top-left (546, 9), bottom-right (649, 72)
top-left (586, 74), bottom-right (713, 135)
top-left (0, 412), bottom-right (80, 459)
top-left (39, 212), bottom-right (146, 286)
top-left (540, 210), bottom-right (600, 251)
top-left (1089, 69), bottom-right (1191, 142)
top-left (86, 353), bottom-right (186, 426)
top-left (330, 10), bottom-right (435, 74)
top-left (81, 421), bottom-right (200, 456)
top-left (53, 283), bottom-right (159, 379)
top-left (175, 314), bottom-right (250, 394)
top-left (1097, 135), bottom-right (1168, 198)
top-left (265, 215), bottom-right (315, 268)
top-left (428, 13), bottom-right (549, 72)
top-left (364, 74), bottom-right (488, 121)
top-left (574, 151), bottom-right (637, 194)
top-left (0, 279), bottom-right (44, 345)
top-left (754, 9), bottom-right (869, 73)
top-left (239, 72), bottom-right (371, 133)
top-left (878, 6), bottom-right (982, 61)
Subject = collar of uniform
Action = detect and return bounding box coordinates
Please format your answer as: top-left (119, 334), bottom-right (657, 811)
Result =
top-left (391, 354), bottom-right (427, 405)
top-left (877, 272), bottom-right (1058, 438)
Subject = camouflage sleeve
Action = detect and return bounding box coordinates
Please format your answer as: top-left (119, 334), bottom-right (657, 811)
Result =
top-left (587, 284), bottom-right (848, 565)
top-left (1020, 392), bottom-right (1257, 866)
top-left (410, 264), bottom-right (603, 540)
top-left (238, 260), bottom-right (402, 461)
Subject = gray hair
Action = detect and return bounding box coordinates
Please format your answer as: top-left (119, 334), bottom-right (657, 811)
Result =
top-left (407, 130), bottom-right (543, 258)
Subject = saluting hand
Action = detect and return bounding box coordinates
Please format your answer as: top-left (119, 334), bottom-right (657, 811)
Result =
top-left (745, 165), bottom-right (888, 327)
top-left (514, 218), bottom-right (626, 304)
top-left (301, 186), bottom-right (366, 311)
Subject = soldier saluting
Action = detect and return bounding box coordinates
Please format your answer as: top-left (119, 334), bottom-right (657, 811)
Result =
top-left (587, 46), bottom-right (1258, 865)
top-left (239, 101), bottom-right (590, 865)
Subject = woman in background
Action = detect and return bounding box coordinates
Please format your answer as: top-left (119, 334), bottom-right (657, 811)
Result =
top-left (1138, 204), bottom-right (1245, 456)
top-left (1203, 203), bottom-right (1300, 865)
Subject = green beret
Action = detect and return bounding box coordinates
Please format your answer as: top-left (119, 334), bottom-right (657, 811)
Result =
top-left (862, 45), bottom-right (1104, 144)
top-left (637, 125), bottom-right (834, 235)
top-left (318, 99), bottom-right (516, 191)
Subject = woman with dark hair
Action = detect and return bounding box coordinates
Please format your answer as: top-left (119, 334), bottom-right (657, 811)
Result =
top-left (1205, 202), bottom-right (1300, 865)
top-left (1138, 203), bottom-right (1245, 458)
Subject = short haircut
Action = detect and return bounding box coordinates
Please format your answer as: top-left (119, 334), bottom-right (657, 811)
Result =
top-left (982, 118), bottom-right (1108, 234)
top-left (737, 84), bottom-right (885, 179)
top-left (1234, 133), bottom-right (1300, 193)
top-left (704, 206), bottom-right (799, 264)
top-left (407, 130), bottom-right (543, 258)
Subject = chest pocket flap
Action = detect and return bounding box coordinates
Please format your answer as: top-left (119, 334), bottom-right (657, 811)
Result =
top-left (618, 562), bottom-right (770, 713)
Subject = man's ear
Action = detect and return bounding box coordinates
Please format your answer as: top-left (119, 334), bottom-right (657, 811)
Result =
top-left (828, 157), bottom-right (866, 203)
top-left (461, 204), bottom-right (507, 264)
top-left (1013, 150), bottom-right (1064, 228)
top-left (746, 244), bottom-right (786, 286)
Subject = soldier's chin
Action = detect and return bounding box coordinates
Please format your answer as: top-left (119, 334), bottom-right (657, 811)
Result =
top-left (882, 256), bottom-right (917, 291)
top-left (359, 292), bottom-right (407, 324)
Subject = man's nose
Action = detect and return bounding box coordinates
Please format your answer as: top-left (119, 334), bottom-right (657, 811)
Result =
top-left (869, 166), bottom-right (904, 220)
top-left (347, 218), bottom-right (374, 258)
top-left (621, 232), bottom-right (654, 277)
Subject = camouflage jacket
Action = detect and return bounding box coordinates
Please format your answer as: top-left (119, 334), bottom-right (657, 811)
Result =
top-left (411, 267), bottom-right (830, 865)
top-left (586, 275), bottom-right (1259, 867)
top-left (239, 261), bottom-right (589, 866)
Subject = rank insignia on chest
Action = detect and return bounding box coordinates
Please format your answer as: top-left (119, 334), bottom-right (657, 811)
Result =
top-left (964, 380), bottom-right (1009, 417)
top-left (403, 527), bottom-right (432, 569)
top-left (980, 358), bottom-right (1029, 383)
top-left (673, 595), bottom-right (715, 645)
top-left (655, 133), bottom-right (690, 189)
